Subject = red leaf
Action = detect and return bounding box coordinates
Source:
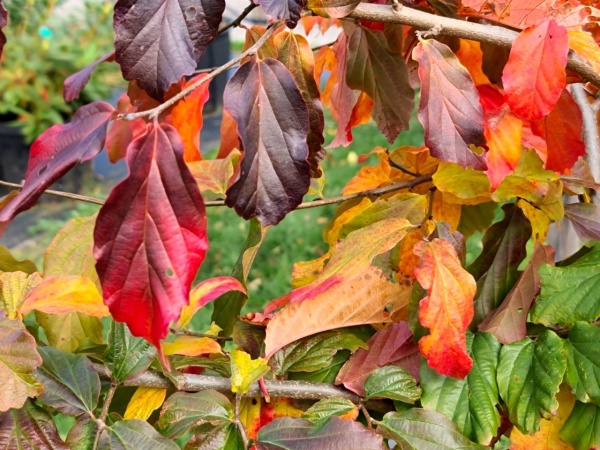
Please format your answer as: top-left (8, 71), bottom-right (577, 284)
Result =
top-left (224, 56), bottom-right (310, 226)
top-left (255, 0), bottom-right (305, 28)
top-left (414, 239), bottom-right (476, 378)
top-left (114, 0), bottom-right (225, 101)
top-left (0, 102), bottom-right (114, 228)
top-left (0, 1), bottom-right (7, 58)
top-left (531, 89), bottom-right (585, 172)
top-left (502, 20), bottom-right (568, 122)
top-left (63, 51), bottom-right (115, 102)
top-left (94, 123), bottom-right (208, 350)
top-left (412, 39), bottom-right (486, 170)
top-left (335, 322), bottom-right (420, 396)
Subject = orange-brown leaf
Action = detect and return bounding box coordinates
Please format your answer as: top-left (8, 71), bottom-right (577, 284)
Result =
top-left (485, 111), bottom-right (523, 189)
top-left (187, 149), bottom-right (241, 196)
top-left (456, 39), bottom-right (490, 86)
top-left (414, 239), bottom-right (476, 378)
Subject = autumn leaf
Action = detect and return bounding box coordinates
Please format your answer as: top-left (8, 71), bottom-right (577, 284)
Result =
top-left (568, 30), bottom-right (600, 74)
top-left (0, 271), bottom-right (42, 319)
top-left (309, 0), bottom-right (360, 18)
top-left (432, 162), bottom-right (491, 204)
top-left (230, 349), bottom-right (270, 395)
top-left (187, 149), bottom-right (240, 196)
top-left (456, 39), bottom-right (490, 86)
top-left (412, 39), bottom-right (486, 169)
top-left (94, 123), bottom-right (208, 351)
top-left (255, 0), bottom-right (305, 28)
top-left (484, 110), bottom-right (523, 189)
top-left (414, 239), bottom-right (476, 378)
top-left (63, 51), bottom-right (115, 102)
top-left (502, 20), bottom-right (568, 122)
top-left (124, 387), bottom-right (167, 421)
top-left (0, 2), bottom-right (6, 57)
top-left (162, 336), bottom-right (221, 357)
top-left (105, 93), bottom-right (146, 163)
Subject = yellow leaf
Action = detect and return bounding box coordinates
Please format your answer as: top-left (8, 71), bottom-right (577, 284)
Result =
top-left (291, 253), bottom-right (329, 289)
top-left (341, 158), bottom-right (392, 194)
top-left (0, 271), bottom-right (42, 319)
top-left (518, 199), bottom-right (552, 242)
top-left (35, 311), bottom-right (103, 352)
top-left (432, 191), bottom-right (462, 230)
top-left (323, 197), bottom-right (372, 248)
top-left (20, 276), bottom-right (108, 317)
top-left (433, 162), bottom-right (491, 205)
top-left (510, 384), bottom-right (575, 450)
top-left (187, 149), bottom-right (241, 196)
top-left (569, 30), bottom-right (600, 75)
top-left (124, 387), bottom-right (167, 421)
top-left (162, 336), bottom-right (222, 357)
top-left (230, 349), bottom-right (269, 395)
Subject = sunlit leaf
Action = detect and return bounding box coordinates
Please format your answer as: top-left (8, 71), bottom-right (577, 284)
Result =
top-left (36, 311), bottom-right (104, 353)
top-left (569, 30), bottom-right (600, 74)
top-left (302, 398), bottom-right (358, 424)
top-left (187, 149), bottom-right (240, 196)
top-left (456, 39), bottom-right (490, 85)
top-left (365, 366), bottom-right (422, 403)
top-left (0, 271), bottom-right (41, 319)
top-left (124, 387), bottom-right (167, 421)
top-left (162, 336), bottom-right (221, 357)
top-left (432, 162), bottom-right (491, 204)
top-left (230, 349), bottom-right (269, 395)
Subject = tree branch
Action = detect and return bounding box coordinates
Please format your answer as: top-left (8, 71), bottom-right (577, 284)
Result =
top-left (347, 3), bottom-right (600, 89)
top-left (570, 83), bottom-right (600, 191)
top-left (0, 180), bottom-right (105, 205)
top-left (93, 363), bottom-right (361, 402)
top-left (218, 2), bottom-right (258, 35)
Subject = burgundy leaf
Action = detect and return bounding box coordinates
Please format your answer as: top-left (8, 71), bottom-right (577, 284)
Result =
top-left (114, 0), bottom-right (225, 101)
top-left (0, 1), bottom-right (6, 57)
top-left (346, 26), bottom-right (414, 143)
top-left (335, 322), bottom-right (420, 396)
top-left (224, 56), bottom-right (310, 226)
top-left (478, 243), bottom-right (554, 344)
top-left (255, 0), bottom-right (306, 28)
top-left (0, 102), bottom-right (114, 229)
top-left (64, 51), bottom-right (115, 102)
top-left (564, 203), bottom-right (600, 245)
top-left (94, 123), bottom-right (208, 351)
top-left (413, 39), bottom-right (487, 169)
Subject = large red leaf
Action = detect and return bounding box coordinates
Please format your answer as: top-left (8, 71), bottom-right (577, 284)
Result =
top-left (531, 89), bottom-right (585, 172)
top-left (63, 52), bottom-right (115, 102)
top-left (224, 56), bottom-right (311, 226)
top-left (113, 0), bottom-right (225, 101)
top-left (346, 26), bottom-right (414, 143)
top-left (94, 123), bottom-right (208, 350)
top-left (502, 20), bottom-right (568, 122)
top-left (414, 239), bottom-right (476, 379)
top-left (412, 39), bottom-right (486, 170)
top-left (255, 0), bottom-right (305, 28)
top-left (0, 102), bottom-right (114, 229)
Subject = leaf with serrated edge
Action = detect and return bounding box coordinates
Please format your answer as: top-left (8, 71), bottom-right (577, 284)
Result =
top-left (162, 336), bottom-right (221, 357)
top-left (0, 271), bottom-right (41, 319)
top-left (302, 398), bottom-right (358, 423)
top-left (99, 419), bottom-right (179, 450)
top-left (124, 387), bottom-right (167, 421)
top-left (497, 331), bottom-right (566, 434)
top-left (365, 366), bottom-right (422, 403)
top-left (564, 203), bottom-right (600, 246)
top-left (564, 322), bottom-right (600, 404)
top-left (230, 349), bottom-right (269, 395)
top-left (105, 322), bottom-right (156, 383)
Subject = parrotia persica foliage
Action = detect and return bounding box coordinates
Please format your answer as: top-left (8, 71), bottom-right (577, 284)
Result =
top-left (3, 0), bottom-right (600, 448)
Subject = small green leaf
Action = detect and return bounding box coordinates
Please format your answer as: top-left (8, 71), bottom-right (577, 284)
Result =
top-left (36, 346), bottom-right (100, 417)
top-left (171, 355), bottom-right (231, 377)
top-left (230, 349), bottom-right (269, 395)
top-left (0, 399), bottom-right (68, 449)
top-left (564, 321), bottom-right (600, 404)
top-left (0, 245), bottom-right (37, 274)
top-left (560, 401), bottom-right (600, 450)
top-left (157, 390), bottom-right (233, 439)
top-left (496, 330), bottom-right (566, 434)
top-left (185, 423), bottom-right (242, 450)
top-left (288, 350), bottom-right (350, 384)
top-left (420, 332), bottom-right (501, 445)
top-left (377, 409), bottom-right (485, 449)
top-left (270, 330), bottom-right (366, 375)
top-left (364, 366), bottom-right (421, 403)
top-left (105, 322), bottom-right (156, 382)
top-left (66, 416), bottom-right (98, 450)
top-left (301, 397), bottom-right (357, 423)
top-left (99, 419), bottom-right (179, 450)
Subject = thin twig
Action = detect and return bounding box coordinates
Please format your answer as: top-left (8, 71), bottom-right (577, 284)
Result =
top-left (219, 2), bottom-right (258, 35)
top-left (0, 180), bottom-right (105, 205)
top-left (169, 328), bottom-right (232, 341)
top-left (359, 401), bottom-right (374, 429)
top-left (235, 393), bottom-right (249, 449)
top-left (92, 383), bottom-right (117, 450)
top-left (120, 22), bottom-right (282, 121)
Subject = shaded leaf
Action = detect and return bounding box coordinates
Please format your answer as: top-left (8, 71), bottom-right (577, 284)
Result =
top-left (0, 1), bottom-right (6, 57)
top-left (0, 245), bottom-right (37, 274)
top-left (0, 102), bottom-right (113, 228)
top-left (496, 331), bottom-right (566, 434)
top-left (224, 56), bottom-right (310, 226)
top-left (560, 401), bottom-right (600, 450)
top-left (564, 322), bottom-right (600, 404)
top-left (420, 332), bottom-right (501, 445)
top-left (415, 239), bottom-right (476, 379)
top-left (478, 243), bottom-right (554, 344)
top-left (255, 0), bottom-right (305, 28)
top-left (365, 366), bottom-right (421, 403)
top-left (565, 202), bottom-right (600, 246)
top-left (66, 416), bottom-right (98, 450)
top-left (64, 51), bottom-right (115, 102)
top-left (230, 349), bottom-right (269, 395)
top-left (0, 318), bottom-right (43, 412)
top-left (105, 322), bottom-right (156, 383)
top-left (289, 350), bottom-right (350, 384)
top-left (336, 322), bottom-right (419, 396)
top-left (36, 311), bottom-right (103, 353)
top-left (157, 390), bottom-right (233, 439)
top-left (301, 398), bottom-right (358, 424)
top-left (185, 423), bottom-right (242, 450)
top-left (232, 321), bottom-right (266, 360)
top-left (94, 123), bottom-right (208, 350)
top-left (36, 347), bottom-right (100, 417)
top-left (162, 336), bottom-right (221, 357)
top-left (308, 0), bottom-right (360, 18)
top-left (99, 419), bottom-right (179, 450)
top-left (0, 271), bottom-right (41, 319)
top-left (256, 416), bottom-right (385, 450)
top-left (124, 387), bottom-right (167, 421)
top-left (113, 0), bottom-right (225, 101)
top-left (346, 26), bottom-right (413, 143)
top-left (412, 39), bottom-right (486, 169)
top-left (562, 158), bottom-right (600, 195)
top-left (377, 409), bottom-right (485, 450)
top-left (0, 400), bottom-right (68, 449)
top-left (502, 20), bottom-right (568, 122)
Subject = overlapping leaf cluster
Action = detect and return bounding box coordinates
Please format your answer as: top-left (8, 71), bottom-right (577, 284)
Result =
top-left (3, 0), bottom-right (600, 448)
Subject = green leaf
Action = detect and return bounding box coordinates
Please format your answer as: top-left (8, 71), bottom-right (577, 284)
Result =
top-left (0, 244), bottom-right (37, 274)
top-left (99, 419), bottom-right (179, 450)
top-left (457, 202), bottom-right (497, 240)
top-left (66, 416), bottom-right (98, 450)
top-left (270, 330), bottom-right (366, 376)
top-left (377, 409), bottom-right (485, 450)
top-left (496, 330), bottom-right (566, 434)
top-left (560, 401), bottom-right (600, 450)
top-left (364, 366), bottom-right (421, 403)
top-left (35, 311), bottom-right (104, 353)
top-left (185, 423), bottom-right (242, 450)
top-left (288, 350), bottom-right (350, 384)
top-left (0, 317), bottom-right (43, 411)
top-left (420, 332), bottom-right (501, 445)
top-left (105, 322), bottom-right (156, 382)
top-left (157, 390), bottom-right (233, 439)
top-left (255, 416), bottom-right (385, 449)
top-left (36, 346), bottom-right (100, 417)
top-left (531, 245), bottom-right (600, 327)
top-left (230, 349), bottom-right (270, 395)
top-left (564, 321), bottom-right (600, 404)
top-left (171, 356), bottom-right (231, 377)
top-left (301, 397), bottom-right (357, 424)
top-left (0, 399), bottom-right (68, 449)
top-left (212, 218), bottom-right (268, 336)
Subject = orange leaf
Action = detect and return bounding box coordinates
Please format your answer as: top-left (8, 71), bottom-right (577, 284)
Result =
top-left (323, 197), bottom-right (372, 247)
top-left (456, 39), bottom-right (490, 86)
top-left (341, 159), bottom-right (392, 194)
top-left (161, 335), bottom-right (221, 357)
top-left (106, 93), bottom-right (146, 163)
top-left (502, 20), bottom-right (569, 122)
top-left (431, 191), bottom-right (462, 230)
top-left (217, 109), bottom-right (239, 159)
top-left (166, 74), bottom-right (210, 162)
top-left (414, 239), bottom-right (476, 378)
top-left (569, 30), bottom-right (600, 75)
top-left (485, 111), bottom-right (523, 189)
top-left (241, 397), bottom-right (303, 440)
top-left (265, 266), bottom-right (411, 358)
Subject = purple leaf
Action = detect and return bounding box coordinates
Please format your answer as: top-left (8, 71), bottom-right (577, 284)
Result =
top-left (565, 202), bottom-right (600, 245)
top-left (255, 0), bottom-right (306, 28)
top-left (0, 1), bottom-right (7, 57)
top-left (64, 51), bottom-right (115, 102)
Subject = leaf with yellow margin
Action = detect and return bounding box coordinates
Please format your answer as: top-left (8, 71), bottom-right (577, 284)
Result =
top-left (124, 387), bottom-right (167, 421)
top-left (230, 349), bottom-right (270, 395)
top-left (162, 336), bottom-right (222, 357)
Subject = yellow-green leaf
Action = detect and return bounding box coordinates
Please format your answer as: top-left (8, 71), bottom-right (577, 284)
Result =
top-left (35, 311), bottom-right (103, 353)
top-left (230, 349), bottom-right (269, 395)
top-left (0, 271), bottom-right (42, 319)
top-left (124, 387), bottom-right (167, 421)
top-left (433, 162), bottom-right (491, 205)
top-left (162, 336), bottom-right (222, 357)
